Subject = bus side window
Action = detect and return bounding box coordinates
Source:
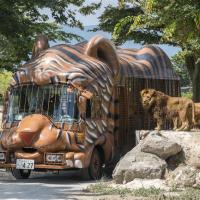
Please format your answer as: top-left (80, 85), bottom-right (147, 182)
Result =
top-left (86, 99), bottom-right (91, 118)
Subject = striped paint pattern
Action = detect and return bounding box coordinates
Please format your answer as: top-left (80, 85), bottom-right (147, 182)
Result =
top-left (117, 46), bottom-right (178, 80)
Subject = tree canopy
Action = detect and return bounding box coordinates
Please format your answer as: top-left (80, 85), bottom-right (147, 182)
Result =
top-left (0, 71), bottom-right (12, 100)
top-left (97, 0), bottom-right (200, 101)
top-left (171, 53), bottom-right (191, 87)
top-left (0, 0), bottom-right (100, 71)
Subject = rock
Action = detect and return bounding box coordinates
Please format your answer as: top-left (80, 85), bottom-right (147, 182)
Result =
top-left (113, 130), bottom-right (200, 187)
top-left (160, 131), bottom-right (200, 167)
top-left (122, 178), bottom-right (169, 190)
top-left (138, 130), bottom-right (200, 168)
top-left (138, 130), bottom-right (150, 140)
top-left (140, 132), bottom-right (182, 159)
top-left (113, 144), bottom-right (167, 184)
top-left (167, 165), bottom-right (200, 188)
top-left (166, 151), bottom-right (185, 170)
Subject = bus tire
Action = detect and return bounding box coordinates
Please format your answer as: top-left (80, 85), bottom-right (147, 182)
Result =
top-left (82, 148), bottom-right (103, 180)
top-left (11, 169), bottom-right (31, 179)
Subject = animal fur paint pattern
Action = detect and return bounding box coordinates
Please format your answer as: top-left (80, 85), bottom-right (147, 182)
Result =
top-left (0, 35), bottom-right (180, 179)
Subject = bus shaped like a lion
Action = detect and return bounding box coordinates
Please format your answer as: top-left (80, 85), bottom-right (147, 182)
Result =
top-left (0, 35), bottom-right (180, 180)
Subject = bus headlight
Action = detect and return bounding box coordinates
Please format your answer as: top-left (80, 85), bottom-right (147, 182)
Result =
top-left (0, 152), bottom-right (6, 163)
top-left (45, 153), bottom-right (64, 164)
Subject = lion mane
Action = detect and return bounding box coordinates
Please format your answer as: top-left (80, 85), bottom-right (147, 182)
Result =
top-left (140, 89), bottom-right (194, 131)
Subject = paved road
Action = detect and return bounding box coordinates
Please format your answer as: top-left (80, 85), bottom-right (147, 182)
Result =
top-left (0, 170), bottom-right (95, 200)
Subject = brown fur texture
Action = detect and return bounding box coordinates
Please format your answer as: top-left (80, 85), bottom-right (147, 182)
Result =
top-left (140, 89), bottom-right (194, 131)
top-left (194, 103), bottom-right (200, 126)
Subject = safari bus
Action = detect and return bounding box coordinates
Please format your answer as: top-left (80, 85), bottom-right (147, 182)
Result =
top-left (0, 35), bottom-right (180, 179)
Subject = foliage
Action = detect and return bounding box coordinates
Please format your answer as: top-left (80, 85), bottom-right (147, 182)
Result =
top-left (97, 0), bottom-right (200, 101)
top-left (0, 71), bottom-right (12, 101)
top-left (95, 4), bottom-right (161, 45)
top-left (108, 0), bottom-right (200, 52)
top-left (0, 0), bottom-right (101, 71)
top-left (181, 91), bottom-right (193, 99)
top-left (171, 53), bottom-right (191, 87)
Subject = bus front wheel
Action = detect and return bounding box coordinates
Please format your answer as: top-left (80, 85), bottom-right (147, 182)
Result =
top-left (11, 169), bottom-right (31, 179)
top-left (82, 148), bottom-right (103, 180)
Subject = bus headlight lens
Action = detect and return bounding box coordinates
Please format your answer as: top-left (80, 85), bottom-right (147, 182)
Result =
top-left (0, 152), bottom-right (6, 162)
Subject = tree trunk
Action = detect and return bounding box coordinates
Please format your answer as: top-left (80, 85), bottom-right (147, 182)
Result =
top-left (185, 55), bottom-right (195, 81)
top-left (185, 55), bottom-right (200, 102)
top-left (192, 61), bottom-right (200, 102)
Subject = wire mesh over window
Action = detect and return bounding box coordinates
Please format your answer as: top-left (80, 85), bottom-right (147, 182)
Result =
top-left (7, 84), bottom-right (79, 123)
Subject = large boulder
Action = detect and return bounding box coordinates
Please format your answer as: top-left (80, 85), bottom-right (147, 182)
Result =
top-left (113, 144), bottom-right (167, 184)
top-left (140, 131), bottom-right (182, 159)
top-left (137, 130), bottom-right (200, 167)
top-left (158, 131), bottom-right (200, 167)
top-left (166, 165), bottom-right (200, 188)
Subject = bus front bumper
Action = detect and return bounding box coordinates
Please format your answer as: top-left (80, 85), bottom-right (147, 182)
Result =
top-left (0, 163), bottom-right (72, 170)
top-left (0, 151), bottom-right (88, 170)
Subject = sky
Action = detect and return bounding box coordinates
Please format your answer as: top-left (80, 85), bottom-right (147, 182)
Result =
top-left (76, 0), bottom-right (118, 26)
top-left (43, 0), bottom-right (117, 26)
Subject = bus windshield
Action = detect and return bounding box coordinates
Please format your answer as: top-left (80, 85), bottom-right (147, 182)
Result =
top-left (7, 85), bottom-right (79, 123)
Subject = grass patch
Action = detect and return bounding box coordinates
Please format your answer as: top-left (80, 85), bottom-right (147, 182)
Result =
top-left (85, 182), bottom-right (164, 198)
top-left (154, 187), bottom-right (200, 200)
top-left (181, 91), bottom-right (192, 99)
top-left (134, 187), bottom-right (163, 197)
top-left (84, 182), bottom-right (132, 197)
top-left (85, 183), bottom-right (200, 199)
top-left (177, 188), bottom-right (200, 200)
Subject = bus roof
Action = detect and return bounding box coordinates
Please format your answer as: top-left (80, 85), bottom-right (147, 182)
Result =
top-left (11, 38), bottom-right (179, 87)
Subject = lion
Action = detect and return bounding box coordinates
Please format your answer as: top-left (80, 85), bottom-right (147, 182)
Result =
top-left (140, 89), bottom-right (194, 131)
top-left (194, 103), bottom-right (200, 127)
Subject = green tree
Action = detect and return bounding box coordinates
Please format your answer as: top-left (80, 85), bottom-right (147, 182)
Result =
top-left (171, 53), bottom-right (191, 87)
top-left (0, 0), bottom-right (100, 71)
top-left (0, 70), bottom-right (12, 101)
top-left (95, 4), bottom-right (161, 45)
top-left (98, 0), bottom-right (200, 101)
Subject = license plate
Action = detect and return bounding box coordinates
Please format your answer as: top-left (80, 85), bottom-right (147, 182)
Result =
top-left (16, 159), bottom-right (34, 170)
